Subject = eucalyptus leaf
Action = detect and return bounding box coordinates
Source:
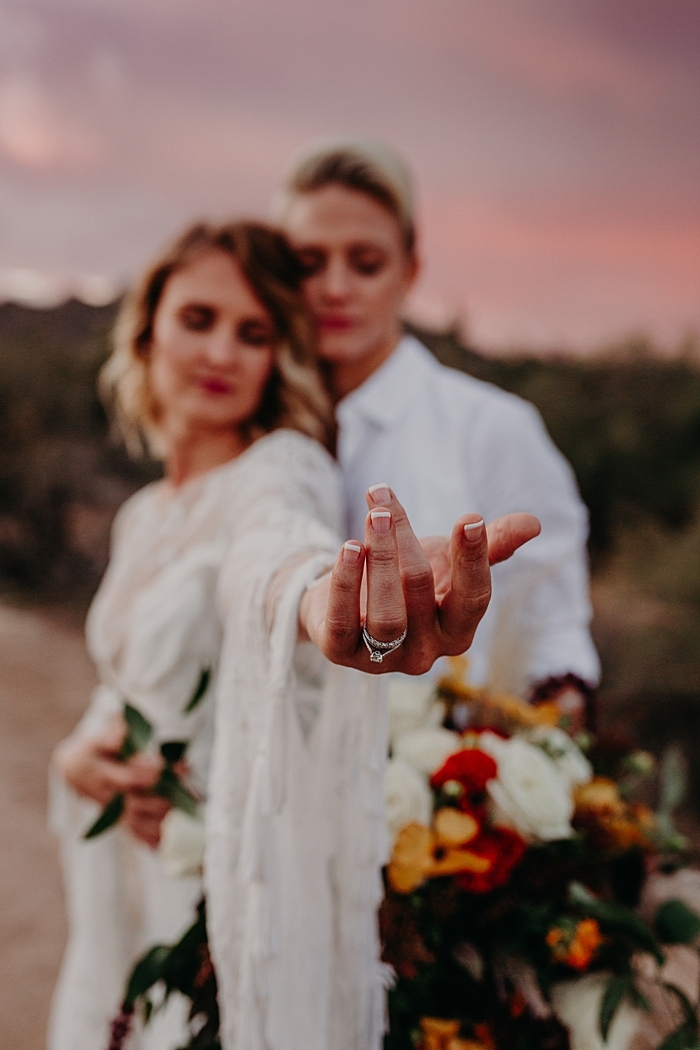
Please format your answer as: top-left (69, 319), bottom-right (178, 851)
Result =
top-left (184, 668), bottom-right (211, 714)
top-left (568, 881), bottom-right (664, 963)
top-left (656, 900), bottom-right (700, 945)
top-left (126, 944), bottom-right (171, 1003)
top-left (155, 766), bottom-right (199, 817)
top-left (83, 793), bottom-right (124, 839)
top-left (659, 747), bottom-right (688, 815)
top-left (160, 740), bottom-right (188, 765)
top-left (600, 974), bottom-right (631, 1040)
top-left (120, 703), bottom-right (153, 759)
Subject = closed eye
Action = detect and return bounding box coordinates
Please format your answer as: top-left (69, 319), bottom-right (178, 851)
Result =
top-left (294, 248), bottom-right (326, 278)
top-left (238, 318), bottom-right (276, 347)
top-left (179, 303), bottom-right (217, 332)
top-left (348, 247), bottom-right (387, 276)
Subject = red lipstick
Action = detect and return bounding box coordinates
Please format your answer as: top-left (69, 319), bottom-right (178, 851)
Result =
top-left (199, 376), bottom-right (231, 395)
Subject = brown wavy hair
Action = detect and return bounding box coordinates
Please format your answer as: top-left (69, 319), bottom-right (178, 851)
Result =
top-left (100, 221), bottom-right (336, 458)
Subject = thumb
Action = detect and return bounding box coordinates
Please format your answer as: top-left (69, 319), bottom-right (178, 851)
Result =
top-left (487, 513), bottom-right (541, 565)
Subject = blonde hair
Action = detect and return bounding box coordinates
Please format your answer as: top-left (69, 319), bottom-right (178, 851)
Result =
top-left (100, 221), bottom-right (336, 458)
top-left (276, 137), bottom-right (416, 254)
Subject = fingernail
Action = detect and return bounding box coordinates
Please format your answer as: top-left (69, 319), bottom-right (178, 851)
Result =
top-left (368, 483), bottom-right (391, 504)
top-left (463, 518), bottom-right (484, 542)
top-left (343, 541), bottom-right (362, 565)
top-left (370, 509), bottom-right (392, 534)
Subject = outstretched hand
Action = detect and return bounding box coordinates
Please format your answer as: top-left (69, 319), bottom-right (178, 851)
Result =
top-left (299, 485), bottom-right (540, 675)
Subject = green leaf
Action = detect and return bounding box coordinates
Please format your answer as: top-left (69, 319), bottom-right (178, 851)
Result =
top-left (155, 766), bottom-right (199, 817)
top-left (160, 740), bottom-right (187, 765)
top-left (600, 974), bottom-right (631, 1040)
top-left (125, 944), bottom-right (171, 1003)
top-left (656, 900), bottom-right (700, 945)
top-left (659, 747), bottom-right (688, 815)
top-left (568, 882), bottom-right (664, 963)
top-left (184, 668), bottom-right (211, 714)
top-left (120, 703), bottom-right (153, 759)
top-left (657, 1024), bottom-right (700, 1050)
top-left (83, 793), bottom-right (124, 839)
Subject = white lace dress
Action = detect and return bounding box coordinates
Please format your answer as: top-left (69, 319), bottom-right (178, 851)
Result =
top-left (49, 429), bottom-right (389, 1050)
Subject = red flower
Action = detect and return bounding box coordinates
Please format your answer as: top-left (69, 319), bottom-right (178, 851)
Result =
top-left (455, 827), bottom-right (526, 894)
top-left (431, 748), bottom-right (497, 796)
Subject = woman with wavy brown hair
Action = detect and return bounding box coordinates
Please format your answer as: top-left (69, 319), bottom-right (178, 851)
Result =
top-left (49, 217), bottom-right (535, 1050)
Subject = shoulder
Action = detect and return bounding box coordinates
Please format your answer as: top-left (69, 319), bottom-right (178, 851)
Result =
top-left (243, 428), bottom-right (339, 486)
top-left (412, 340), bottom-right (544, 437)
top-left (229, 429), bottom-right (342, 533)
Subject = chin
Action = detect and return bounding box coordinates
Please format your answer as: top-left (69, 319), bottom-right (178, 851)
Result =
top-left (317, 332), bottom-right (374, 364)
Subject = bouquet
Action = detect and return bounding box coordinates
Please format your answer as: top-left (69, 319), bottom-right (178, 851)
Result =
top-left (84, 668), bottom-right (210, 840)
top-left (382, 658), bottom-right (700, 1050)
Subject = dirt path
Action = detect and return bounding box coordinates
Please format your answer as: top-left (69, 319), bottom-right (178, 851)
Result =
top-left (0, 601), bottom-right (96, 1050)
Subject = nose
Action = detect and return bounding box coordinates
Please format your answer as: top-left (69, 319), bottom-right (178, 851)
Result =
top-left (319, 254), bottom-right (352, 301)
top-left (204, 327), bottom-right (239, 366)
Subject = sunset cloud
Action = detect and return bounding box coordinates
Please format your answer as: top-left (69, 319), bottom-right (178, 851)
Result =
top-left (0, 0), bottom-right (697, 350)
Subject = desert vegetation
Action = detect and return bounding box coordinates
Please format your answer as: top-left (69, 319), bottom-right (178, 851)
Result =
top-left (2, 302), bottom-right (699, 796)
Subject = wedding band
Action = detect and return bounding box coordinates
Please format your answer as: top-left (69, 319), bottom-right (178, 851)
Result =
top-left (362, 624), bottom-right (407, 663)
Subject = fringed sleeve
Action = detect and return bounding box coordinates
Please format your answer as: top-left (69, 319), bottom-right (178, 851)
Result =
top-left (204, 431), bottom-right (390, 1050)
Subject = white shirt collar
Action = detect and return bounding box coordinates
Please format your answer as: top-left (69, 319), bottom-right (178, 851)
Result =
top-left (336, 334), bottom-right (436, 430)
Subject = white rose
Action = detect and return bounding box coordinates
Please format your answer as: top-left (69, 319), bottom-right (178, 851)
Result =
top-left (388, 678), bottom-right (444, 748)
top-left (158, 808), bottom-right (205, 878)
top-left (479, 731), bottom-right (574, 842)
top-left (551, 973), bottom-right (639, 1050)
top-left (393, 727), bottom-right (461, 777)
top-left (385, 758), bottom-right (433, 847)
top-left (525, 726), bottom-right (593, 788)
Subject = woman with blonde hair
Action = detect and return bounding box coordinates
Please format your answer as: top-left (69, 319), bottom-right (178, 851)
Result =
top-left (50, 217), bottom-right (537, 1050)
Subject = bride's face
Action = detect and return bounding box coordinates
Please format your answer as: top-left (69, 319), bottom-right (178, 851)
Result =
top-left (147, 250), bottom-right (276, 439)
top-left (282, 184), bottom-right (417, 370)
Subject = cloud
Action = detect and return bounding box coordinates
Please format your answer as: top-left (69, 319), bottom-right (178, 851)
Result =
top-left (0, 76), bottom-right (105, 173)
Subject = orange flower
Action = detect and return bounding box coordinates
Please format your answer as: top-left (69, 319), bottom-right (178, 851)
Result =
top-left (574, 779), bottom-right (658, 850)
top-left (388, 824), bottom-right (436, 894)
top-left (434, 808), bottom-right (480, 848)
top-left (546, 918), bottom-right (603, 971)
top-left (574, 777), bottom-right (625, 818)
top-left (420, 1017), bottom-right (460, 1050)
top-left (388, 821), bottom-right (492, 894)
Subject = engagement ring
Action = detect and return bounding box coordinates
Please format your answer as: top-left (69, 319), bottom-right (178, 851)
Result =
top-left (362, 625), bottom-right (407, 663)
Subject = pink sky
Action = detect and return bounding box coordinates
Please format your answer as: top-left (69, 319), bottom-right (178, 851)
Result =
top-left (0, 0), bottom-right (698, 351)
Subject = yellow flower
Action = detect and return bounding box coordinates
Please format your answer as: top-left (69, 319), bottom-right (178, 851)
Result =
top-left (388, 823), bottom-right (436, 894)
top-left (574, 777), bottom-right (625, 818)
top-left (420, 1017), bottom-right (460, 1050)
top-left (387, 819), bottom-right (491, 894)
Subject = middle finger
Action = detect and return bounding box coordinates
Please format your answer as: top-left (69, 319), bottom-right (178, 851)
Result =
top-left (363, 506), bottom-right (407, 649)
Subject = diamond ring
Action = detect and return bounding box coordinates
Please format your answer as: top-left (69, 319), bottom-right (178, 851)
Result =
top-left (361, 624), bottom-right (407, 663)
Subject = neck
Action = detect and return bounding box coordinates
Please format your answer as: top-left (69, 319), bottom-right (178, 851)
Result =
top-left (330, 326), bottom-right (403, 401)
top-left (164, 426), bottom-right (247, 488)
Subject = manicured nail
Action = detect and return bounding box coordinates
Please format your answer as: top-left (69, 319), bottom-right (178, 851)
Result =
top-left (370, 509), bottom-right (392, 534)
top-left (368, 483), bottom-right (391, 504)
top-left (342, 542), bottom-right (362, 565)
top-left (463, 518), bottom-right (484, 542)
